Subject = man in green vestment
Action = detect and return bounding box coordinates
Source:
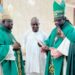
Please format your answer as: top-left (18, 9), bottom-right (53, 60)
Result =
top-left (39, 26), bottom-right (70, 75)
top-left (0, 3), bottom-right (25, 75)
top-left (54, 8), bottom-right (75, 75)
top-left (0, 12), bottom-right (21, 75)
top-left (54, 11), bottom-right (75, 75)
top-left (39, 0), bottom-right (71, 75)
top-left (52, 0), bottom-right (75, 75)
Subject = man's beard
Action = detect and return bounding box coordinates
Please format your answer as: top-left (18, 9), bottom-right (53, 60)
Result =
top-left (6, 26), bottom-right (12, 31)
top-left (56, 23), bottom-right (64, 29)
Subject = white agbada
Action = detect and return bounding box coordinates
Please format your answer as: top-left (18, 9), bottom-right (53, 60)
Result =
top-left (24, 31), bottom-right (46, 74)
top-left (57, 37), bottom-right (70, 75)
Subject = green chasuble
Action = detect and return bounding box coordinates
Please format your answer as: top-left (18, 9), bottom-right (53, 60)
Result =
top-left (0, 24), bottom-right (25, 75)
top-left (61, 21), bottom-right (75, 43)
top-left (66, 42), bottom-right (75, 75)
top-left (0, 24), bottom-right (18, 75)
top-left (60, 21), bottom-right (75, 75)
top-left (44, 26), bottom-right (69, 75)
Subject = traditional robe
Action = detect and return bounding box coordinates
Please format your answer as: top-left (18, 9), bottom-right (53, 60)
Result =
top-left (23, 31), bottom-right (46, 75)
top-left (0, 24), bottom-right (18, 75)
top-left (44, 26), bottom-right (70, 75)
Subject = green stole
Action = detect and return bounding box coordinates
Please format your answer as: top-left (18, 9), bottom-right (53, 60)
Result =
top-left (45, 27), bottom-right (68, 75)
top-left (4, 27), bottom-right (25, 75)
top-left (11, 35), bottom-right (25, 75)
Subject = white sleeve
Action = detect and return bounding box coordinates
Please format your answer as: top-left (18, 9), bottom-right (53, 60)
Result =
top-left (5, 45), bottom-right (15, 60)
top-left (6, 45), bottom-right (13, 57)
top-left (57, 38), bottom-right (70, 56)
